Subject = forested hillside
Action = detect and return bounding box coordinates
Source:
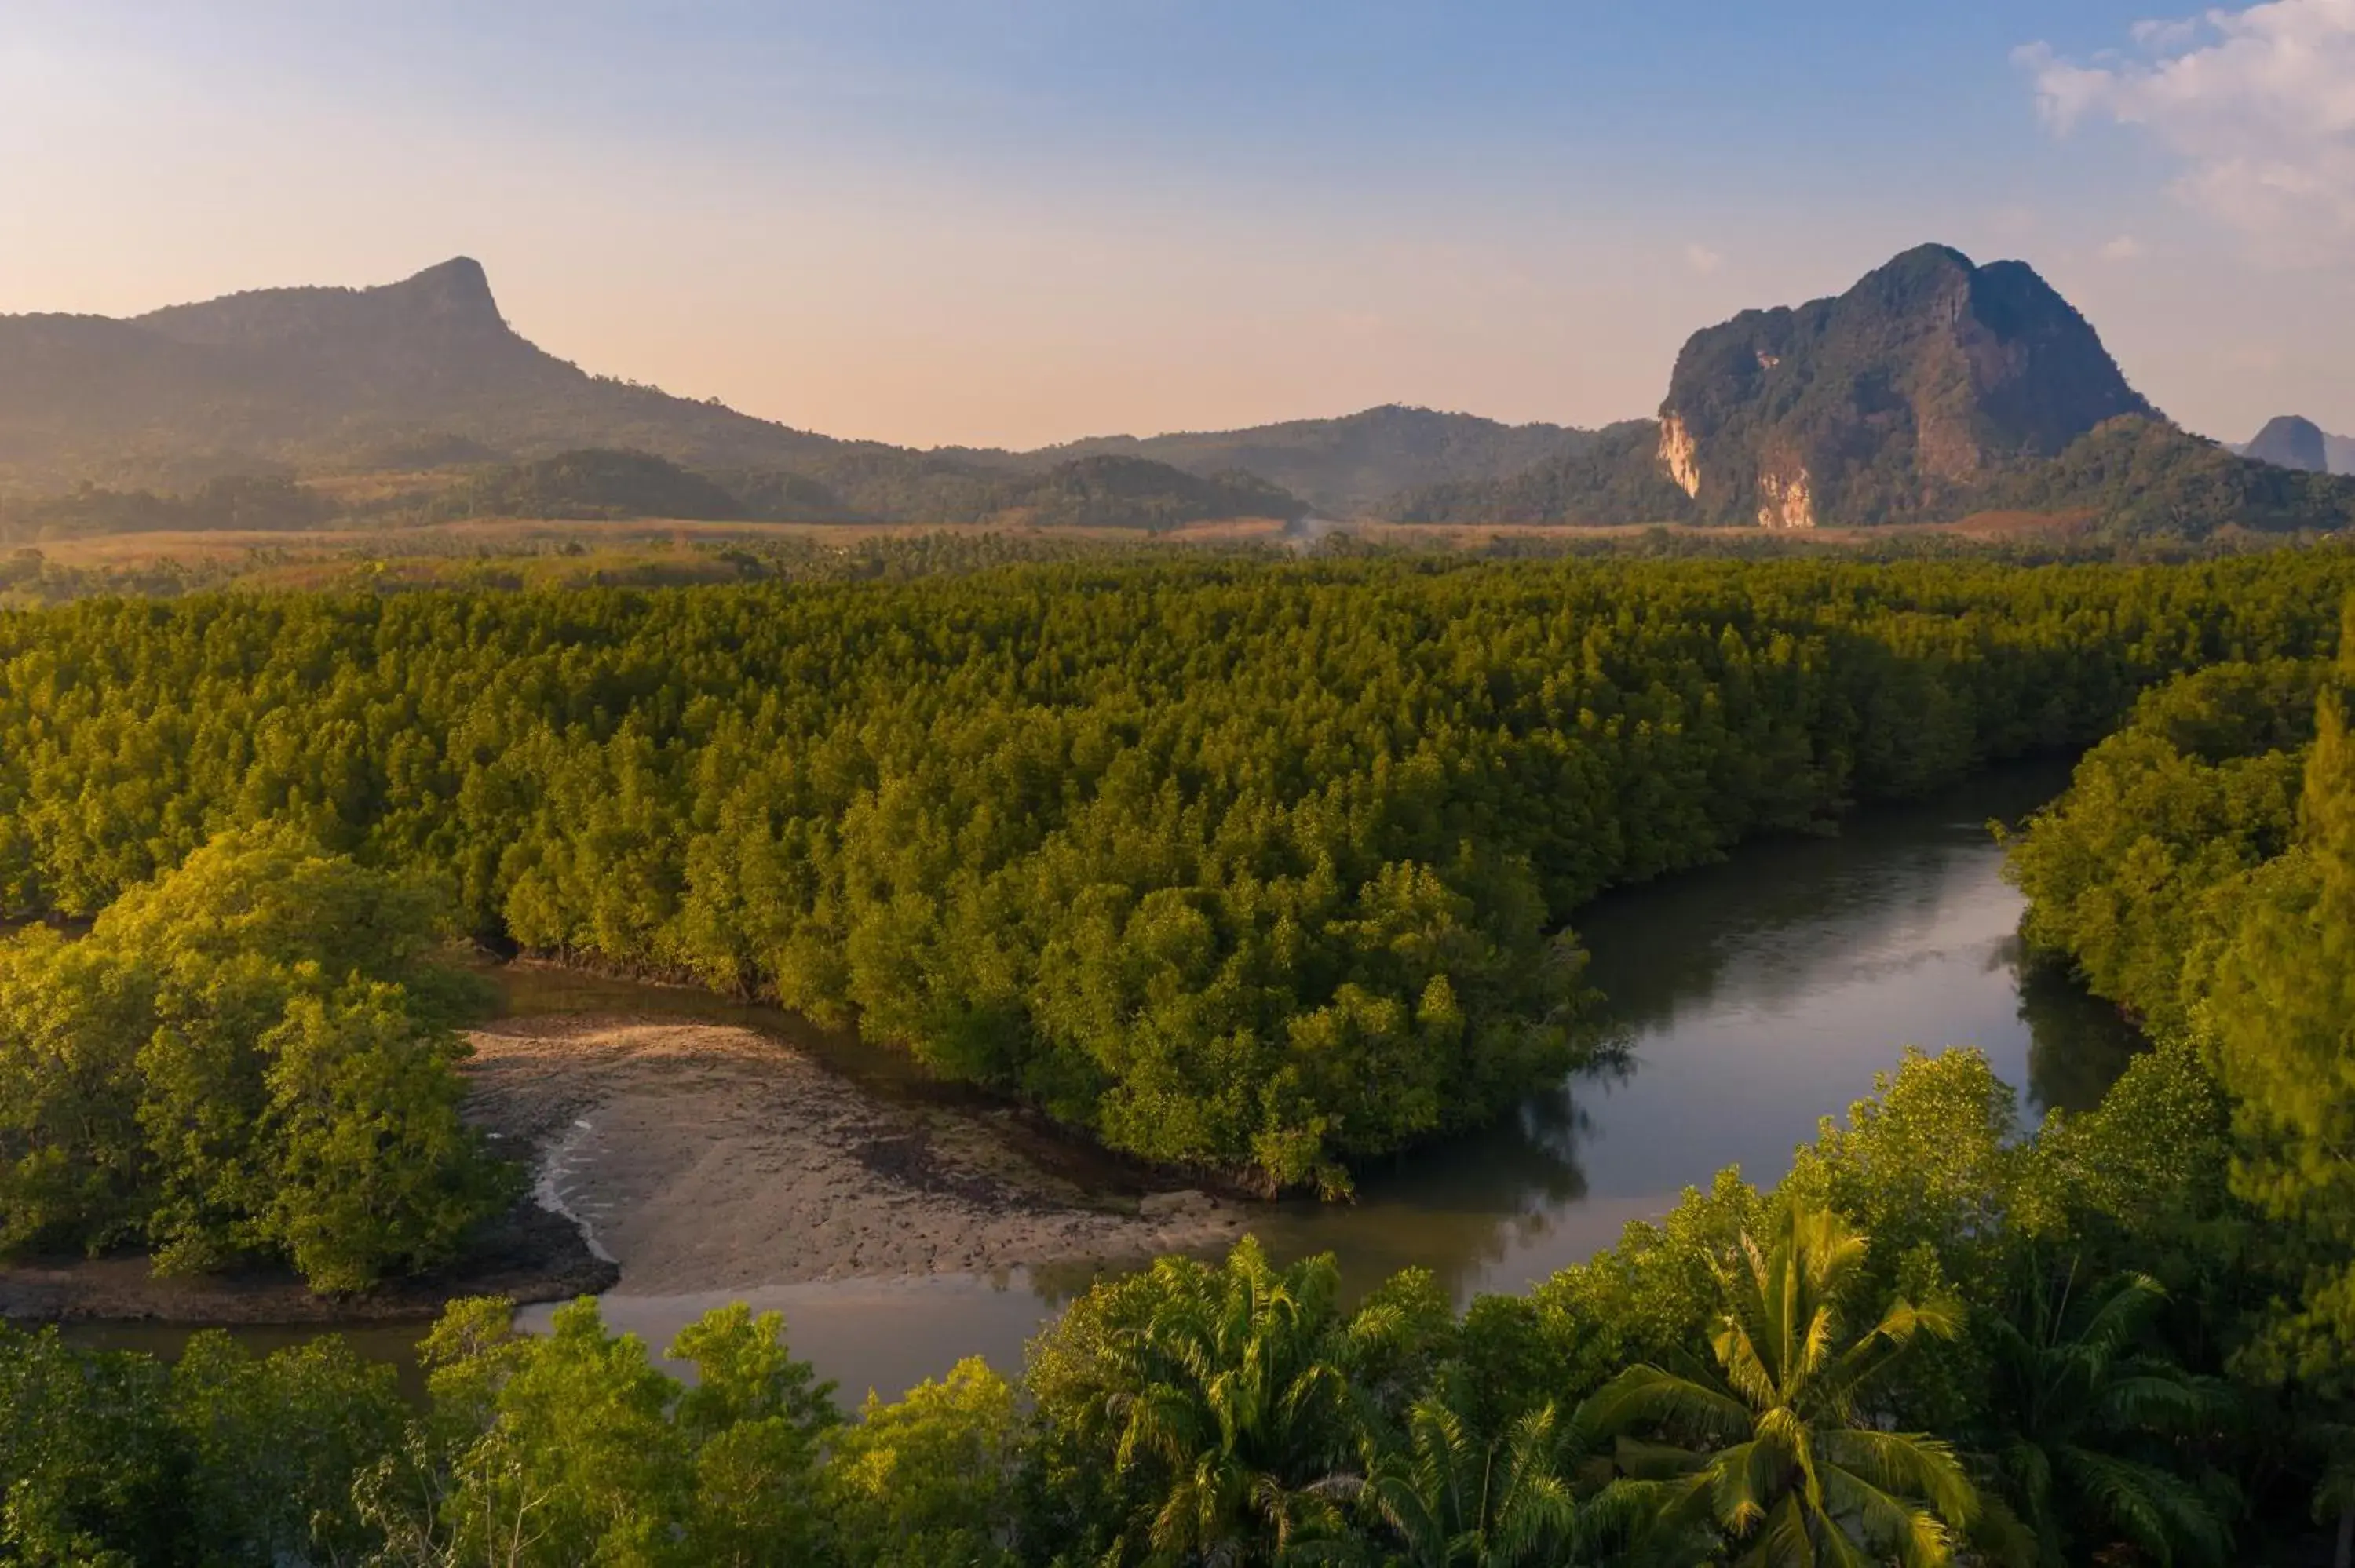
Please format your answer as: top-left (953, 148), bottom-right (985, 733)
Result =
top-left (1981, 418), bottom-right (2355, 538)
top-left (1044, 405), bottom-right (1586, 516)
top-left (5, 552), bottom-right (2353, 1191)
top-left (1380, 420), bottom-right (1693, 526)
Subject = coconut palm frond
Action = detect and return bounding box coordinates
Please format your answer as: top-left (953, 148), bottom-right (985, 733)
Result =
top-left (2061, 1445), bottom-right (2232, 1568)
top-left (1818, 1428), bottom-right (1976, 1526)
top-left (1581, 1362), bottom-right (1752, 1447)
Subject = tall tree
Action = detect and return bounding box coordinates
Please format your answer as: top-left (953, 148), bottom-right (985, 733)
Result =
top-left (1578, 1201), bottom-right (1979, 1566)
top-left (1977, 1271), bottom-right (2232, 1567)
top-left (1027, 1239), bottom-right (1393, 1565)
top-left (2203, 603), bottom-right (2355, 1560)
top-left (1358, 1396), bottom-right (1584, 1567)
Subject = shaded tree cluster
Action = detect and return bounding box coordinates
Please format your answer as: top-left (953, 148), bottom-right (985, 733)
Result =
top-left (0, 832), bottom-right (513, 1291)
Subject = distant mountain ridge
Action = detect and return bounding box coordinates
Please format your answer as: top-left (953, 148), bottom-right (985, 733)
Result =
top-left (2236, 417), bottom-right (2355, 478)
top-left (5, 249), bottom-right (2353, 538)
top-left (0, 258), bottom-right (862, 488)
top-left (0, 260), bottom-right (1575, 520)
top-left (1397, 245), bottom-right (2355, 536)
top-left (2244, 416), bottom-right (2329, 473)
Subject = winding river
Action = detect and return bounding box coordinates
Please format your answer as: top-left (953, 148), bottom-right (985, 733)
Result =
top-left (68, 761), bottom-right (2143, 1402)
top-left (522, 760), bottom-right (2138, 1399)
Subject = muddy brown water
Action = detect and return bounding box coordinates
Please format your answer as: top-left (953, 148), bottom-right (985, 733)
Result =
top-left (67, 760), bottom-right (2142, 1403)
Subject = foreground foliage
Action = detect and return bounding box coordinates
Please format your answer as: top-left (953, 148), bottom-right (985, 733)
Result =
top-left (1582, 1203), bottom-right (1975, 1564)
top-left (5, 1017), bottom-right (2339, 1564)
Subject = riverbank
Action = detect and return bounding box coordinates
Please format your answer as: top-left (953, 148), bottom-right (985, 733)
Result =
top-left (0, 1200), bottom-right (612, 1326)
top-left (2, 1012), bottom-right (1247, 1326)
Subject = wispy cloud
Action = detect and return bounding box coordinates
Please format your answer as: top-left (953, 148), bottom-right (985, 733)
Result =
top-left (1683, 242), bottom-right (1726, 276)
top-left (2098, 233), bottom-right (2147, 261)
top-left (2017, 0), bottom-right (2355, 265)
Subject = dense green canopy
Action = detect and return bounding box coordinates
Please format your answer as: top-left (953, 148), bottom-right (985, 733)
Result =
top-left (5, 554), bottom-right (2351, 1187)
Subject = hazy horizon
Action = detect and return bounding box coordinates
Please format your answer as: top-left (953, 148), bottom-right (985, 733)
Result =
top-left (6, 2), bottom-right (2352, 450)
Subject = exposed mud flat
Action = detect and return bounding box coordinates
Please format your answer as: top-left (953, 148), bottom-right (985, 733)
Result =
top-left (2, 1012), bottom-right (1240, 1328)
top-left (465, 1016), bottom-right (1245, 1295)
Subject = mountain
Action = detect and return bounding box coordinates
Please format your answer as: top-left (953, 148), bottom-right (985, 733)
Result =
top-left (0, 260), bottom-right (1552, 523)
top-left (2245, 415), bottom-right (2329, 472)
top-left (0, 258), bottom-right (877, 491)
top-left (1655, 244), bottom-right (2154, 528)
top-left (1400, 242), bottom-right (2355, 538)
top-left (2245, 421), bottom-right (2355, 477)
top-left (1982, 417), bottom-right (2355, 538)
top-left (1042, 406), bottom-right (1586, 517)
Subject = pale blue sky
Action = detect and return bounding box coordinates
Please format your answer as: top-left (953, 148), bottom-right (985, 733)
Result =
top-left (4, 2), bottom-right (2350, 447)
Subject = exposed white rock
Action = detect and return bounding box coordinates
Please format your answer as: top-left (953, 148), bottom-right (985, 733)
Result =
top-left (1659, 414), bottom-right (1701, 498)
top-left (1757, 467), bottom-right (1816, 530)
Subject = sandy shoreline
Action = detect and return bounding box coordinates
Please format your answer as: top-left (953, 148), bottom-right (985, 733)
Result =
top-left (466, 1016), bottom-right (1245, 1294)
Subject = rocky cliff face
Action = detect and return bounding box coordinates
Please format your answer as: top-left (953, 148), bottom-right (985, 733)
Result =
top-left (1656, 245), bottom-right (2156, 527)
top-left (2245, 415), bottom-right (2330, 473)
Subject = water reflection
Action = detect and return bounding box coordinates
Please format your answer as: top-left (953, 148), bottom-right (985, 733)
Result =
top-left (2017, 952), bottom-right (2149, 1115)
top-left (1249, 758), bottom-right (2141, 1301)
top-left (495, 760), bottom-right (2145, 1375)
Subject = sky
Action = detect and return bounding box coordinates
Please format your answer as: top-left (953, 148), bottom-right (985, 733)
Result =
top-left (2, 1), bottom-right (2352, 450)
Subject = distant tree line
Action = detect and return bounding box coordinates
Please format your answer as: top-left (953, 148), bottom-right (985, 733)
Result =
top-left (0, 474), bottom-right (332, 542)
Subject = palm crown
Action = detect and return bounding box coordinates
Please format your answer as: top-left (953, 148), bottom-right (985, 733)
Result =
top-left (1579, 1200), bottom-right (1980, 1566)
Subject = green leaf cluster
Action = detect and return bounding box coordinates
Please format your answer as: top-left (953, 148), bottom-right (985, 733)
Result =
top-left (0, 829), bottom-right (513, 1290)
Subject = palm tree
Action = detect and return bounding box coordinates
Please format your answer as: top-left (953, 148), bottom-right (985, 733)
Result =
top-left (1359, 1396), bottom-right (1584, 1566)
top-left (1978, 1269), bottom-right (2233, 1567)
top-left (1576, 1200), bottom-right (1979, 1566)
top-left (1097, 1238), bottom-right (1376, 1565)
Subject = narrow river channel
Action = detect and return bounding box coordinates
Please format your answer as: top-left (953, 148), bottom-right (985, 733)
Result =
top-left (69, 761), bottom-right (2143, 1404)
top-left (524, 760), bottom-right (2140, 1400)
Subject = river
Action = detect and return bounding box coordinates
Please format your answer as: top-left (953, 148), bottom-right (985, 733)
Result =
top-left (69, 761), bottom-right (2144, 1403)
top-left (525, 760), bottom-right (2140, 1399)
